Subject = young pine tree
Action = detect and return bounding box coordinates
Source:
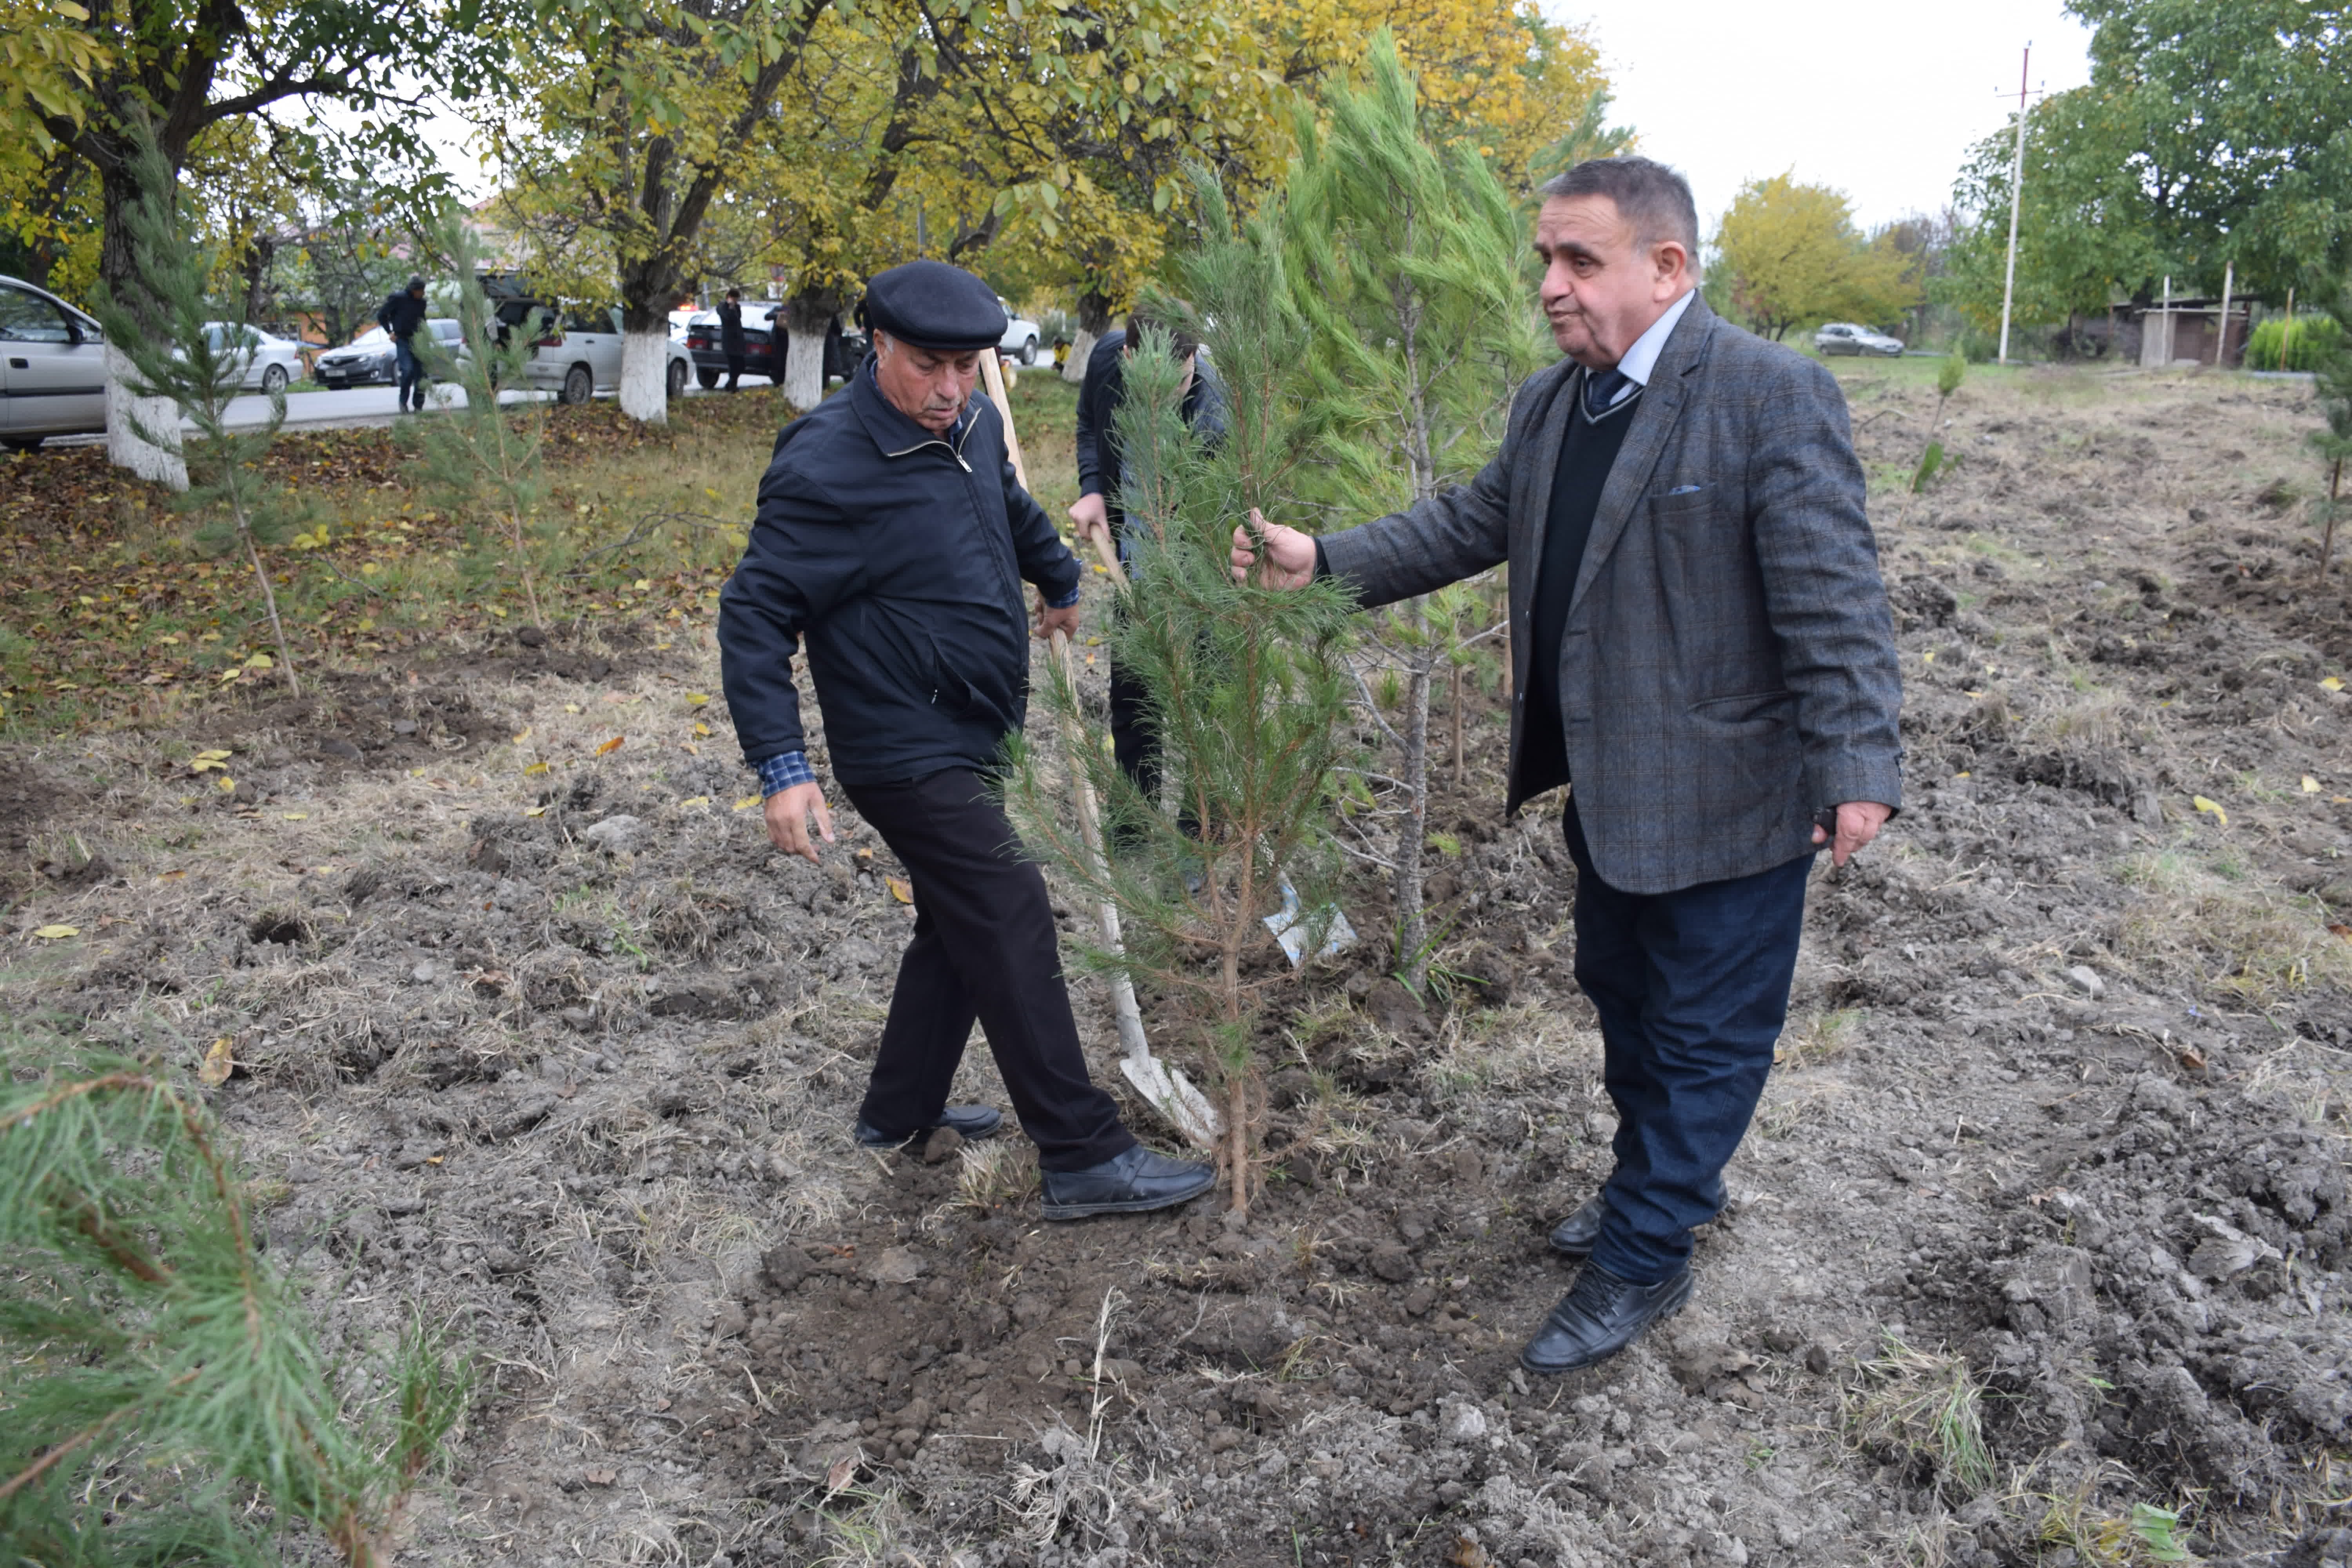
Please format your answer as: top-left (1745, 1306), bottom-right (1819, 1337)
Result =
top-left (1002, 172), bottom-right (1359, 1217)
top-left (0, 1031), bottom-right (470, 1566)
top-left (410, 214), bottom-right (552, 630)
top-left (1283, 32), bottom-right (1547, 993)
top-left (91, 133), bottom-right (305, 695)
top-left (2308, 283), bottom-right (2352, 580)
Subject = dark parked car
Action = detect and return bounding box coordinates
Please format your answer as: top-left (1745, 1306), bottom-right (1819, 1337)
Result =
top-left (684, 305), bottom-right (866, 389)
top-left (317, 319), bottom-right (463, 388)
top-left (684, 302), bottom-right (780, 387)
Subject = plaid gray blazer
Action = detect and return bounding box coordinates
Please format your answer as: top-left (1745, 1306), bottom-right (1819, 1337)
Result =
top-left (1319, 294), bottom-right (1904, 895)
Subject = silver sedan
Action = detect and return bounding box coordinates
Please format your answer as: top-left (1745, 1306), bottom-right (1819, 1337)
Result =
top-left (202, 322), bottom-right (308, 394)
top-left (1813, 322), bottom-right (1906, 358)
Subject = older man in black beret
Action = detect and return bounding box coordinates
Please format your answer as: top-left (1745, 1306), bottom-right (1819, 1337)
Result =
top-left (718, 259), bottom-right (1214, 1219)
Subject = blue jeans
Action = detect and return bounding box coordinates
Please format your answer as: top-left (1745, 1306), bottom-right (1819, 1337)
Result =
top-left (1564, 797), bottom-right (1814, 1284)
top-left (395, 338), bottom-right (423, 407)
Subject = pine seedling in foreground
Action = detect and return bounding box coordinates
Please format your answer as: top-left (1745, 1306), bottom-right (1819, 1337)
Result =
top-left (0, 1031), bottom-right (470, 1565)
top-left (411, 214), bottom-right (552, 628)
top-left (1913, 350), bottom-right (1965, 494)
top-left (1282, 32), bottom-right (1546, 993)
top-left (2308, 282), bottom-right (2352, 579)
top-left (1003, 174), bottom-right (1358, 1216)
top-left (91, 133), bottom-right (304, 695)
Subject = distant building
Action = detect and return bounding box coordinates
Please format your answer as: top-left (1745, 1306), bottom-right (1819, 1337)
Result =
top-left (2125, 296), bottom-right (2249, 368)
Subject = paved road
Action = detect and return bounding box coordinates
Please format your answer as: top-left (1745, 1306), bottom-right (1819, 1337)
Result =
top-left (39, 379), bottom-right (713, 448)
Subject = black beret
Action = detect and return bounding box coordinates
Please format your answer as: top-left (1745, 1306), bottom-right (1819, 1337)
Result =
top-left (857, 260), bottom-right (1006, 352)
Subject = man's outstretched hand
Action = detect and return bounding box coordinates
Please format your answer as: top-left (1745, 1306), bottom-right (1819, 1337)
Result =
top-left (1814, 801), bottom-right (1892, 867)
top-left (1229, 509), bottom-right (1316, 588)
top-left (763, 782), bottom-right (835, 864)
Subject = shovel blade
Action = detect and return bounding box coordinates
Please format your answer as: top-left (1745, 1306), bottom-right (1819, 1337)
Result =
top-left (1121, 1054), bottom-right (1222, 1150)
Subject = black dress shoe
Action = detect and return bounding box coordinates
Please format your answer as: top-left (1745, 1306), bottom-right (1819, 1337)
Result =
top-left (1548, 1194), bottom-right (1608, 1257)
top-left (853, 1104), bottom-right (1003, 1148)
top-left (1039, 1145), bottom-right (1214, 1220)
top-left (1520, 1263), bottom-right (1694, 1376)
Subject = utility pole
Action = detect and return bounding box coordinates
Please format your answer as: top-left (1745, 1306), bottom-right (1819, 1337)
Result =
top-left (1997, 43), bottom-right (2031, 366)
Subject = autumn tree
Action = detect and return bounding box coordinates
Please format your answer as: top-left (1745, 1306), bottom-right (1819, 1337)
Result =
top-left (489, 0), bottom-right (833, 425)
top-left (1285, 33), bottom-right (1544, 992)
top-left (1713, 171), bottom-right (1916, 341)
top-left (11, 0), bottom-right (506, 485)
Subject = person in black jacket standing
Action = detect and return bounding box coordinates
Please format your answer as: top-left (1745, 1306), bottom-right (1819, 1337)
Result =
top-left (377, 274), bottom-right (427, 412)
top-left (717, 259), bottom-right (1214, 1220)
top-left (719, 288), bottom-right (746, 391)
top-left (1068, 308), bottom-right (1227, 801)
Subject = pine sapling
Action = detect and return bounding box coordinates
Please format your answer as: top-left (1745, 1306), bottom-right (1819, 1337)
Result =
top-left (91, 132), bottom-right (304, 695)
top-left (411, 214), bottom-right (551, 629)
top-left (2307, 284), bottom-right (2352, 580)
top-left (1913, 350), bottom-right (1965, 494)
top-left (0, 1030), bottom-right (470, 1565)
top-left (1282, 33), bottom-right (1545, 994)
top-left (1002, 174), bottom-right (1358, 1216)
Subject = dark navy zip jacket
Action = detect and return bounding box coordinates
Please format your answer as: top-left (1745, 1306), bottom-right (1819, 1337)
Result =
top-left (717, 361), bottom-right (1083, 785)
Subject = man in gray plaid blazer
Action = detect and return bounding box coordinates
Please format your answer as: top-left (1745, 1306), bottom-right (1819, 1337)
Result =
top-left (1236, 156), bottom-right (1903, 1374)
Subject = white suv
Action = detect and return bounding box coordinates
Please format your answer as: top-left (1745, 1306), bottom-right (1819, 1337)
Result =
top-left (488, 299), bottom-right (693, 404)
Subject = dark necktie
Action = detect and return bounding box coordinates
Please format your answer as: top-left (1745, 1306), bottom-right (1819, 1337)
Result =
top-left (1583, 366), bottom-right (1633, 418)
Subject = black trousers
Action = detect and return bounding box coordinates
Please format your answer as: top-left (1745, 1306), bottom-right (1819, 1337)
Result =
top-left (724, 350), bottom-right (744, 390)
top-left (1564, 798), bottom-right (1814, 1283)
top-left (841, 768), bottom-right (1134, 1172)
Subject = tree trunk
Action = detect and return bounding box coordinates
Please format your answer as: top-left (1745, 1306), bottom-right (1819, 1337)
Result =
top-left (782, 291), bottom-right (835, 412)
top-left (617, 330), bottom-right (670, 424)
top-left (1065, 287), bottom-right (1114, 384)
top-left (1394, 604), bottom-right (1432, 991)
top-left (2323, 457), bottom-right (2343, 580)
top-left (104, 341), bottom-right (187, 489)
top-left (1451, 660), bottom-right (1465, 788)
top-left (96, 158), bottom-right (187, 489)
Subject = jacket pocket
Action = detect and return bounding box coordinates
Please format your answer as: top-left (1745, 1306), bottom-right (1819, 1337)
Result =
top-left (927, 631), bottom-right (1018, 730)
top-left (1689, 689), bottom-right (1793, 726)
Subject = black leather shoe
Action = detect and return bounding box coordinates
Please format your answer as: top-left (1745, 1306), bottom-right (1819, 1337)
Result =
top-left (853, 1105), bottom-right (1003, 1148)
top-left (1039, 1145), bottom-right (1214, 1220)
top-left (1520, 1263), bottom-right (1694, 1376)
top-left (1548, 1194), bottom-right (1608, 1257)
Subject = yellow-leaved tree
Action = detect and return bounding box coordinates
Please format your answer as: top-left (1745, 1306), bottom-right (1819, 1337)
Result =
top-left (1712, 171), bottom-right (1916, 341)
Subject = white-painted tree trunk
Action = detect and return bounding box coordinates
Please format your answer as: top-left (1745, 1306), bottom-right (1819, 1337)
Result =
top-left (784, 327), bottom-right (825, 411)
top-left (104, 343), bottom-right (187, 490)
top-left (618, 330), bottom-right (670, 425)
top-left (1063, 327), bottom-right (1097, 383)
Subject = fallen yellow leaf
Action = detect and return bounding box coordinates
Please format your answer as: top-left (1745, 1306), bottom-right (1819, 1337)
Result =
top-left (680, 795), bottom-right (711, 809)
top-left (733, 795), bottom-right (762, 811)
top-left (563, 702), bottom-right (582, 713)
top-left (2192, 795), bottom-right (2229, 827)
top-left (199, 1036), bottom-right (234, 1087)
top-left (886, 875), bottom-right (913, 904)
top-left (513, 727), bottom-right (532, 743)
top-left (32, 924), bottom-right (78, 940)
top-left (693, 722), bottom-right (710, 737)
top-left (215, 775), bottom-right (236, 792)
top-left (2325, 677), bottom-right (2345, 692)
top-left (595, 736), bottom-right (625, 757)
top-left (526, 806), bottom-right (546, 818)
top-left (2304, 776), bottom-right (2322, 794)
top-left (686, 691), bottom-right (711, 707)
top-left (156, 868), bottom-right (185, 881)
top-left (1922, 650), bottom-right (1935, 663)
top-left (281, 812), bottom-right (308, 820)
top-left (524, 761), bottom-right (550, 777)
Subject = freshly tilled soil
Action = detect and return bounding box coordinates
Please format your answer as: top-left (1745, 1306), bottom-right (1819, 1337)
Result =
top-left (6, 366), bottom-right (2352, 1566)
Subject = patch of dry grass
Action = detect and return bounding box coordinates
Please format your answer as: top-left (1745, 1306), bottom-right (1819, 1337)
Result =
top-left (1846, 1332), bottom-right (1996, 1501)
top-left (2118, 848), bottom-right (2352, 1002)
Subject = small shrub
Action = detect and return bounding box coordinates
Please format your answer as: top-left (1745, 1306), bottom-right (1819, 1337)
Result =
top-left (2244, 312), bottom-right (2344, 372)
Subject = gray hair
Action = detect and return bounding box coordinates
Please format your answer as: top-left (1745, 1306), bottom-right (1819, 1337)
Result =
top-left (1538, 157), bottom-right (1701, 274)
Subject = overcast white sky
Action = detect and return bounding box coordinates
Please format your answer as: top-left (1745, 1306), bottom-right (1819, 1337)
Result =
top-left (1551, 0), bottom-right (2096, 232)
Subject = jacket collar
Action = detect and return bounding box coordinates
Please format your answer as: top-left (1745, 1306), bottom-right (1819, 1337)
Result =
top-left (849, 358), bottom-right (982, 460)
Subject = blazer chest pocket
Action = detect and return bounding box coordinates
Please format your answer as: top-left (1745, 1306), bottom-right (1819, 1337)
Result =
top-left (1649, 481), bottom-right (1715, 515)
